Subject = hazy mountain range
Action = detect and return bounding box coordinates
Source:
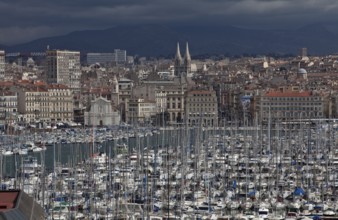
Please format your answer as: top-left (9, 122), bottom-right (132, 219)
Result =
top-left (1, 24), bottom-right (338, 57)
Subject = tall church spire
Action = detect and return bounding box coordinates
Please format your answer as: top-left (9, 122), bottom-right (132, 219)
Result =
top-left (183, 42), bottom-right (191, 74)
top-left (174, 42), bottom-right (183, 76)
top-left (175, 42), bottom-right (182, 61)
top-left (184, 42), bottom-right (191, 62)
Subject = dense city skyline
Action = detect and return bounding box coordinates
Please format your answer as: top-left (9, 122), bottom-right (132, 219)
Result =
top-left (1, 0), bottom-right (338, 45)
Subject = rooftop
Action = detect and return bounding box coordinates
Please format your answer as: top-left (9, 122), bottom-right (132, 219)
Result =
top-left (189, 90), bottom-right (214, 95)
top-left (0, 190), bottom-right (45, 220)
top-left (264, 91), bottom-right (312, 97)
top-left (0, 191), bottom-right (19, 211)
top-left (48, 84), bottom-right (69, 89)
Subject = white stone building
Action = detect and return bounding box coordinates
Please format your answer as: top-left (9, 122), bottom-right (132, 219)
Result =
top-left (84, 97), bottom-right (120, 126)
top-left (17, 84), bottom-right (74, 123)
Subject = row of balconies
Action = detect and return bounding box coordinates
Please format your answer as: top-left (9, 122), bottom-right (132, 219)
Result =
top-left (261, 102), bottom-right (323, 106)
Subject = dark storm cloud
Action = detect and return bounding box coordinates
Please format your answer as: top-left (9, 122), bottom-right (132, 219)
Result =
top-left (0, 0), bottom-right (338, 44)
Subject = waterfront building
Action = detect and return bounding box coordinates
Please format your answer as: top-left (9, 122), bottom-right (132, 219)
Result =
top-left (185, 88), bottom-right (218, 126)
top-left (17, 86), bottom-right (49, 123)
top-left (84, 96), bottom-right (120, 126)
top-left (48, 84), bottom-right (74, 122)
top-left (46, 50), bottom-right (81, 90)
top-left (165, 88), bottom-right (185, 124)
top-left (0, 91), bottom-right (17, 128)
top-left (0, 50), bottom-right (4, 80)
top-left (259, 87), bottom-right (325, 122)
top-left (127, 98), bottom-right (157, 125)
top-left (137, 75), bottom-right (189, 125)
top-left (17, 83), bottom-right (74, 123)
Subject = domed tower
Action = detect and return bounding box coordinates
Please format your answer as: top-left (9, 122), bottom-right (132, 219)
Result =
top-left (297, 68), bottom-right (308, 81)
top-left (174, 42), bottom-right (183, 76)
top-left (183, 42), bottom-right (191, 74)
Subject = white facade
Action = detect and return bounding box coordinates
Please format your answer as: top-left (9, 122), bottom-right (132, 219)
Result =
top-left (48, 85), bottom-right (74, 122)
top-left (17, 85), bottom-right (74, 123)
top-left (46, 50), bottom-right (81, 90)
top-left (84, 97), bottom-right (120, 126)
top-left (18, 88), bottom-right (49, 123)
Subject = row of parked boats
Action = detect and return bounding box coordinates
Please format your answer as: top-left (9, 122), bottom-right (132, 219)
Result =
top-left (0, 126), bottom-right (141, 156)
top-left (0, 122), bottom-right (338, 219)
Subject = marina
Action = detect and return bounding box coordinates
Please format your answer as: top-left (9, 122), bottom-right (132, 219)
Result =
top-left (0, 121), bottom-right (338, 219)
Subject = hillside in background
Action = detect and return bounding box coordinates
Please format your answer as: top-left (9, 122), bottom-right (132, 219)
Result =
top-left (2, 24), bottom-right (338, 57)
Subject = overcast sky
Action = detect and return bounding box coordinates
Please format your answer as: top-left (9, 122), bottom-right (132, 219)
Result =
top-left (1, 0), bottom-right (338, 45)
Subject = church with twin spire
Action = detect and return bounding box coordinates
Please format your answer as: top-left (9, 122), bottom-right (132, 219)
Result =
top-left (174, 42), bottom-right (191, 76)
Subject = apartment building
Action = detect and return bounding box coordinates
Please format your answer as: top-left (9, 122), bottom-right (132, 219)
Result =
top-left (0, 91), bottom-right (17, 127)
top-left (46, 50), bottom-right (81, 90)
top-left (259, 88), bottom-right (325, 121)
top-left (17, 84), bottom-right (73, 123)
top-left (165, 88), bottom-right (185, 124)
top-left (17, 87), bottom-right (49, 123)
top-left (48, 84), bottom-right (74, 122)
top-left (185, 89), bottom-right (218, 127)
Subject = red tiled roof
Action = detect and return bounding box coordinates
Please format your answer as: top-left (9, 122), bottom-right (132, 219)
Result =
top-left (48, 84), bottom-right (69, 89)
top-left (16, 80), bottom-right (32, 85)
top-left (34, 81), bottom-right (46, 86)
top-left (0, 81), bottom-right (14, 87)
top-left (89, 87), bottom-right (112, 95)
